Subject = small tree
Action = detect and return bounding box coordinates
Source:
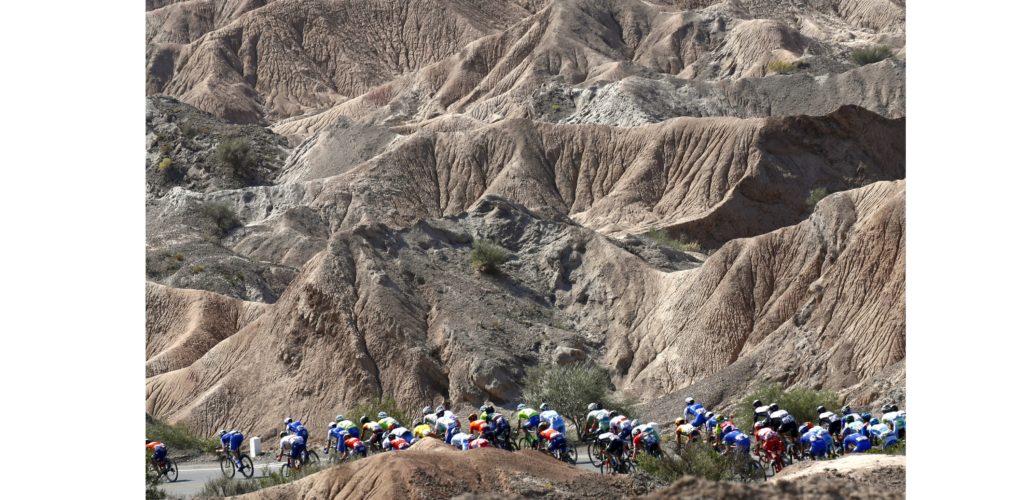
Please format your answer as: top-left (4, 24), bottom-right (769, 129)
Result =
top-left (199, 202), bottom-right (241, 236)
top-left (215, 137), bottom-right (258, 179)
top-left (469, 239), bottom-right (509, 274)
top-left (523, 362), bottom-right (628, 440)
top-left (850, 45), bottom-right (892, 66)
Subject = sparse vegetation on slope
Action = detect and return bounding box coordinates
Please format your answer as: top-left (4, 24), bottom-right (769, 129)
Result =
top-left (806, 187), bottom-right (830, 210)
top-left (199, 202), bottom-right (241, 236)
top-left (767, 59), bottom-right (806, 75)
top-left (146, 415), bottom-right (219, 454)
top-left (851, 46), bottom-right (892, 66)
top-left (637, 441), bottom-right (759, 482)
top-left (469, 239), bottom-right (509, 274)
top-left (645, 229), bottom-right (701, 253)
top-left (523, 362), bottom-right (635, 440)
top-left (736, 384), bottom-right (841, 432)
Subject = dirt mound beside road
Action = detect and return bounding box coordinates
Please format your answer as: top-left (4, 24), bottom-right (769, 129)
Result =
top-left (239, 438), bottom-right (643, 499)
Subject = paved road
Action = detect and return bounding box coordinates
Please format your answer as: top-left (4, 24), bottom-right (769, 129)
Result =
top-left (159, 444), bottom-right (603, 497)
top-left (157, 458), bottom-right (289, 498)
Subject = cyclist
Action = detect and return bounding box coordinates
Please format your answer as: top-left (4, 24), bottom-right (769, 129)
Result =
top-left (146, 439), bottom-right (169, 470)
top-left (412, 418), bottom-right (435, 442)
top-left (703, 412), bottom-right (719, 438)
top-left (674, 417), bottom-right (700, 447)
top-left (881, 404), bottom-right (906, 439)
top-left (537, 421), bottom-right (569, 458)
top-left (539, 403), bottom-right (566, 434)
top-left (841, 414), bottom-right (866, 438)
top-left (597, 431), bottom-right (626, 465)
top-left (683, 397), bottom-right (708, 427)
top-left (390, 424), bottom-right (414, 444)
top-left (422, 406), bottom-right (438, 427)
top-left (360, 416), bottom-right (385, 448)
top-left (436, 409), bottom-right (461, 444)
top-left (382, 431), bottom-right (411, 451)
top-left (843, 431), bottom-right (872, 453)
top-left (716, 417), bottom-right (736, 449)
top-left (515, 404), bottom-right (541, 448)
top-left (435, 405), bottom-right (458, 425)
top-left (335, 415), bottom-right (360, 439)
top-left (450, 430), bottom-right (474, 450)
top-left (485, 406), bottom-right (512, 448)
top-left (867, 417), bottom-right (898, 448)
top-left (277, 431), bottom-right (306, 466)
top-left (327, 423), bottom-right (348, 457)
top-left (468, 413), bottom-right (494, 441)
top-left (841, 405), bottom-right (863, 422)
top-left (752, 399), bottom-right (771, 426)
top-left (798, 422), bottom-right (833, 459)
top-left (584, 403), bottom-right (611, 437)
top-left (344, 436), bottom-right (368, 458)
top-left (722, 427), bottom-right (751, 454)
top-left (610, 411), bottom-right (632, 440)
top-left (285, 418), bottom-right (310, 442)
top-left (816, 405), bottom-right (843, 440)
top-left (378, 412), bottom-right (401, 431)
top-left (632, 423), bottom-right (662, 456)
top-left (753, 421), bottom-right (784, 468)
top-left (217, 429), bottom-right (245, 467)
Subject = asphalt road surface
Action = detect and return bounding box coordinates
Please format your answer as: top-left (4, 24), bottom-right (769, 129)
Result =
top-left (158, 444), bottom-right (603, 497)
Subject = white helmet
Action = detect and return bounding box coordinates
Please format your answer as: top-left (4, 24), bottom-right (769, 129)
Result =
top-left (631, 419), bottom-right (639, 428)
top-left (632, 427), bottom-right (642, 436)
top-left (539, 403), bottom-right (550, 411)
top-left (587, 403), bottom-right (598, 411)
top-left (685, 397), bottom-right (695, 405)
top-left (218, 429), bottom-right (227, 437)
top-left (329, 422), bottom-right (336, 428)
top-left (336, 415), bottom-right (345, 422)
top-left (435, 405), bottom-right (445, 414)
top-left (423, 406), bottom-right (432, 415)
top-left (516, 403), bottom-right (526, 411)
top-left (377, 412), bottom-right (388, 419)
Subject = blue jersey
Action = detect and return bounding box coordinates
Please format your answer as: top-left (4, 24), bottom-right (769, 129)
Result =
top-left (540, 410), bottom-right (566, 434)
top-left (704, 415), bottom-right (718, 434)
top-left (723, 430), bottom-right (750, 450)
top-left (844, 434), bottom-right (872, 453)
top-left (221, 431), bottom-right (244, 451)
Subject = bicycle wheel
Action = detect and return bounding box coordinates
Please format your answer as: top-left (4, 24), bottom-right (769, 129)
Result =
top-left (623, 459), bottom-right (637, 475)
top-left (518, 437), bottom-right (531, 451)
top-left (587, 441), bottom-right (599, 464)
top-left (303, 449), bottom-right (320, 465)
top-left (163, 458), bottom-right (179, 482)
top-left (219, 456), bottom-right (236, 478)
top-left (564, 447), bottom-right (577, 465)
top-left (280, 463), bottom-right (292, 478)
top-left (239, 455), bottom-right (254, 478)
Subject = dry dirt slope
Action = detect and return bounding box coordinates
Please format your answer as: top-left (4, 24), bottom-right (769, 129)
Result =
top-left (146, 180), bottom-right (903, 439)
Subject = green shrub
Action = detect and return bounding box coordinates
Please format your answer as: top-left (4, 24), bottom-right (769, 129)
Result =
top-left (767, 60), bottom-right (797, 75)
top-left (189, 264), bottom-right (205, 274)
top-left (215, 137), bottom-right (258, 177)
top-left (159, 142), bottom-right (171, 154)
top-left (806, 187), bottom-right (829, 210)
top-left (850, 46), bottom-right (892, 66)
top-left (158, 158), bottom-right (173, 172)
top-left (637, 441), bottom-right (741, 482)
top-left (645, 229), bottom-right (701, 253)
top-left (147, 416), bottom-right (220, 454)
top-left (550, 103), bottom-right (561, 112)
top-left (199, 202), bottom-right (242, 236)
top-left (145, 452), bottom-right (166, 500)
top-left (735, 383), bottom-right (840, 433)
top-left (198, 462), bottom-right (329, 498)
top-left (343, 397), bottom-right (410, 428)
top-left (523, 362), bottom-right (632, 441)
top-left (867, 439), bottom-right (906, 456)
top-left (469, 239), bottom-right (509, 274)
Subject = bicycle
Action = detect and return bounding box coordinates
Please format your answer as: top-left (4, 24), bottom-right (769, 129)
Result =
top-left (754, 448), bottom-right (784, 475)
top-left (597, 450), bottom-right (635, 475)
top-left (577, 430), bottom-right (601, 464)
top-left (545, 443), bottom-right (577, 465)
top-left (722, 447), bottom-right (766, 482)
top-left (280, 456), bottom-right (303, 478)
top-left (151, 457), bottom-right (178, 482)
top-left (218, 449), bottom-right (254, 479)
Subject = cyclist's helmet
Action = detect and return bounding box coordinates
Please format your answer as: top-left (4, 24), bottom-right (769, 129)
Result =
top-left (841, 405), bottom-right (852, 415)
top-left (754, 421), bottom-right (765, 431)
top-left (860, 412), bottom-right (872, 421)
top-left (752, 399), bottom-right (763, 408)
top-left (538, 421), bottom-right (551, 432)
top-left (478, 405), bottom-right (487, 413)
top-left (218, 429), bottom-right (227, 437)
top-left (798, 423), bottom-right (811, 435)
top-left (146, 439), bottom-right (153, 445)
top-left (587, 403), bottom-right (598, 411)
top-left (468, 413), bottom-right (478, 422)
top-left (516, 403), bottom-right (526, 411)
top-left (674, 417), bottom-right (685, 426)
top-left (632, 427), bottom-right (642, 436)
top-left (890, 404), bottom-right (899, 412)
top-left (816, 405), bottom-right (827, 414)
top-left (360, 416), bottom-right (370, 424)
top-left (423, 406), bottom-right (433, 415)
top-left (870, 418), bottom-right (880, 425)
top-left (539, 402), bottom-right (549, 411)
top-left (631, 419), bottom-right (639, 428)
top-left (412, 418), bottom-right (422, 427)
top-left (435, 405), bottom-right (445, 414)
top-left (377, 412), bottom-right (388, 419)
top-left (706, 412), bottom-right (715, 420)
top-left (768, 403), bottom-right (779, 412)
top-left (684, 397), bottom-right (695, 405)
top-left (484, 405), bottom-right (495, 414)
top-left (285, 418), bottom-right (293, 425)
top-left (436, 409), bottom-right (445, 418)
top-left (329, 422), bottom-right (336, 428)
top-left (279, 431), bottom-right (288, 438)
top-left (845, 415), bottom-right (855, 423)
top-left (231, 429), bottom-right (239, 434)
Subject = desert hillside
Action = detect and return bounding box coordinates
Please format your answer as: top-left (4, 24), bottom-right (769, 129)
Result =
top-left (145, 0), bottom-right (906, 481)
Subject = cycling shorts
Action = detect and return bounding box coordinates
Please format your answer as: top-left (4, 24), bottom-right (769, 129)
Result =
top-left (523, 415), bottom-right (541, 430)
top-left (547, 435), bottom-right (567, 452)
top-left (229, 433), bottom-right (244, 451)
top-left (153, 445), bottom-right (167, 460)
top-left (289, 442), bottom-right (306, 460)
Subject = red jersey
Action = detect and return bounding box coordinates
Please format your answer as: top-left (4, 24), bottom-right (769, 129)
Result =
top-left (469, 438), bottom-right (491, 449)
top-left (146, 441), bottom-right (164, 451)
top-left (469, 419), bottom-right (492, 434)
top-left (540, 428), bottom-right (562, 441)
top-left (345, 437), bottom-right (363, 449)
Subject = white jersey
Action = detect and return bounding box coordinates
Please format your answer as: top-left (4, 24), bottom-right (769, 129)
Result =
top-left (769, 410), bottom-right (790, 420)
top-left (451, 432), bottom-right (472, 450)
top-left (280, 434), bottom-right (303, 451)
top-left (392, 426), bottom-right (411, 437)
